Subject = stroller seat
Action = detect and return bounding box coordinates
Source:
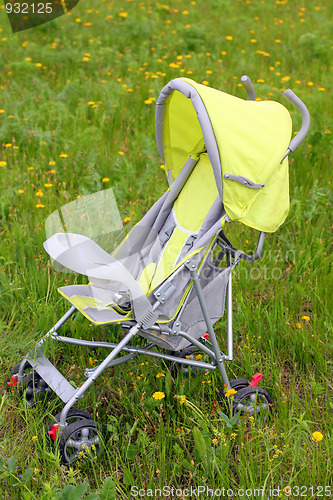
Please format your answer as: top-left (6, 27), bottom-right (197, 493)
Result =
top-left (55, 150), bottom-right (221, 350)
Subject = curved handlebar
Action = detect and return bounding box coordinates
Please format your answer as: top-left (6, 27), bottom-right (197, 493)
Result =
top-left (240, 75), bottom-right (255, 101)
top-left (282, 89), bottom-right (310, 161)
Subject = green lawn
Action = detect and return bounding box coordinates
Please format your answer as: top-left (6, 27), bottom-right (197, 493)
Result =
top-left (0, 0), bottom-right (332, 498)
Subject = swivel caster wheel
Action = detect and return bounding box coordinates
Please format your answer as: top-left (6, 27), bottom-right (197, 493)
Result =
top-left (7, 362), bottom-right (50, 405)
top-left (48, 418), bottom-right (101, 464)
top-left (168, 346), bottom-right (210, 377)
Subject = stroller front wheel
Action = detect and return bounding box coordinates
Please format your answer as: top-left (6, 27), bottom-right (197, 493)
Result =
top-left (168, 346), bottom-right (209, 377)
top-left (57, 419), bottom-right (101, 464)
top-left (7, 362), bottom-right (50, 405)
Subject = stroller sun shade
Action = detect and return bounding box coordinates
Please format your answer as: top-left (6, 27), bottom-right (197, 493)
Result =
top-left (155, 78), bottom-right (293, 233)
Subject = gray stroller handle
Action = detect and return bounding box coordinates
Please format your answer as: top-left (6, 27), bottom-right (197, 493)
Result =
top-left (282, 89), bottom-right (310, 161)
top-left (240, 75), bottom-right (255, 101)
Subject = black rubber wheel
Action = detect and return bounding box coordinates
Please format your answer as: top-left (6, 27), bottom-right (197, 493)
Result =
top-left (58, 419), bottom-right (101, 464)
top-left (217, 378), bottom-right (250, 403)
top-left (48, 408), bottom-right (93, 440)
top-left (229, 378), bottom-right (251, 391)
top-left (168, 346), bottom-right (209, 377)
top-left (7, 362), bottom-right (50, 405)
top-left (232, 386), bottom-right (273, 420)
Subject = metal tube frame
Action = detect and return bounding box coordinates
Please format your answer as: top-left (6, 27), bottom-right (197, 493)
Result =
top-left (19, 233), bottom-right (246, 423)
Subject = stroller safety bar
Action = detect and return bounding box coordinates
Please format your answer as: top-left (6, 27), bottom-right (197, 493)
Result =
top-left (282, 89), bottom-right (310, 160)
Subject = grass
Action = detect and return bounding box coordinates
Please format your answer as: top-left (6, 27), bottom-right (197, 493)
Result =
top-left (0, 0), bottom-right (332, 497)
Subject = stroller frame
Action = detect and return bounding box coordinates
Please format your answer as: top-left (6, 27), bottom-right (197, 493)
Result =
top-left (15, 227), bottom-right (264, 427)
top-left (9, 75), bottom-right (310, 462)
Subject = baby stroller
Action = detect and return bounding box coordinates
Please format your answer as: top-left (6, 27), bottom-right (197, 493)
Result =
top-left (8, 76), bottom-right (310, 463)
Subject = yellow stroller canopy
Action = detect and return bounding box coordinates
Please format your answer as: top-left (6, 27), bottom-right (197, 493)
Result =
top-left (155, 78), bottom-right (292, 233)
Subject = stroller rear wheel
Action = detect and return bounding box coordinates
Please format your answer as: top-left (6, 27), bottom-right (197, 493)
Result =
top-left (217, 378), bottom-right (250, 404)
top-left (232, 387), bottom-right (272, 420)
top-left (218, 380), bottom-right (272, 420)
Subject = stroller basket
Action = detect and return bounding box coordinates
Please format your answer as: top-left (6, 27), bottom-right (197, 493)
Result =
top-left (8, 75), bottom-right (310, 463)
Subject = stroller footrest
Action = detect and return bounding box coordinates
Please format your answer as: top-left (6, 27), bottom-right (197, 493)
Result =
top-left (27, 353), bottom-right (76, 403)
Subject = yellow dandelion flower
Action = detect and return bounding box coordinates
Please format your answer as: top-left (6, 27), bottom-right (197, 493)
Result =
top-left (18, 189), bottom-right (24, 194)
top-left (35, 191), bottom-right (43, 197)
top-left (118, 151), bottom-right (124, 155)
top-left (82, 57), bottom-right (90, 62)
top-left (59, 153), bottom-right (68, 158)
top-left (123, 217), bottom-right (131, 223)
top-left (296, 323), bottom-right (302, 329)
top-left (307, 81), bottom-right (314, 86)
top-left (0, 110), bottom-right (5, 114)
top-left (179, 395), bottom-right (186, 405)
top-left (44, 183), bottom-right (53, 188)
top-left (25, 57), bottom-right (32, 61)
top-left (156, 372), bottom-right (165, 378)
top-left (102, 177), bottom-right (110, 183)
top-left (75, 18), bottom-right (81, 22)
top-left (312, 431), bottom-right (323, 441)
top-left (5, 143), bottom-right (12, 148)
top-left (49, 160), bottom-right (55, 165)
top-left (89, 357), bottom-right (94, 367)
top-left (36, 204), bottom-right (45, 208)
top-left (225, 388), bottom-right (237, 398)
top-left (302, 315), bottom-right (310, 321)
top-left (0, 161), bottom-right (7, 167)
top-left (119, 12), bottom-right (128, 18)
top-left (202, 80), bottom-right (209, 86)
top-left (28, 167), bottom-right (34, 171)
top-left (50, 169), bottom-right (56, 174)
top-left (152, 391), bottom-right (165, 400)
top-left (324, 129), bottom-right (331, 134)
top-left (226, 35), bottom-right (233, 40)
top-left (35, 63), bottom-right (42, 67)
